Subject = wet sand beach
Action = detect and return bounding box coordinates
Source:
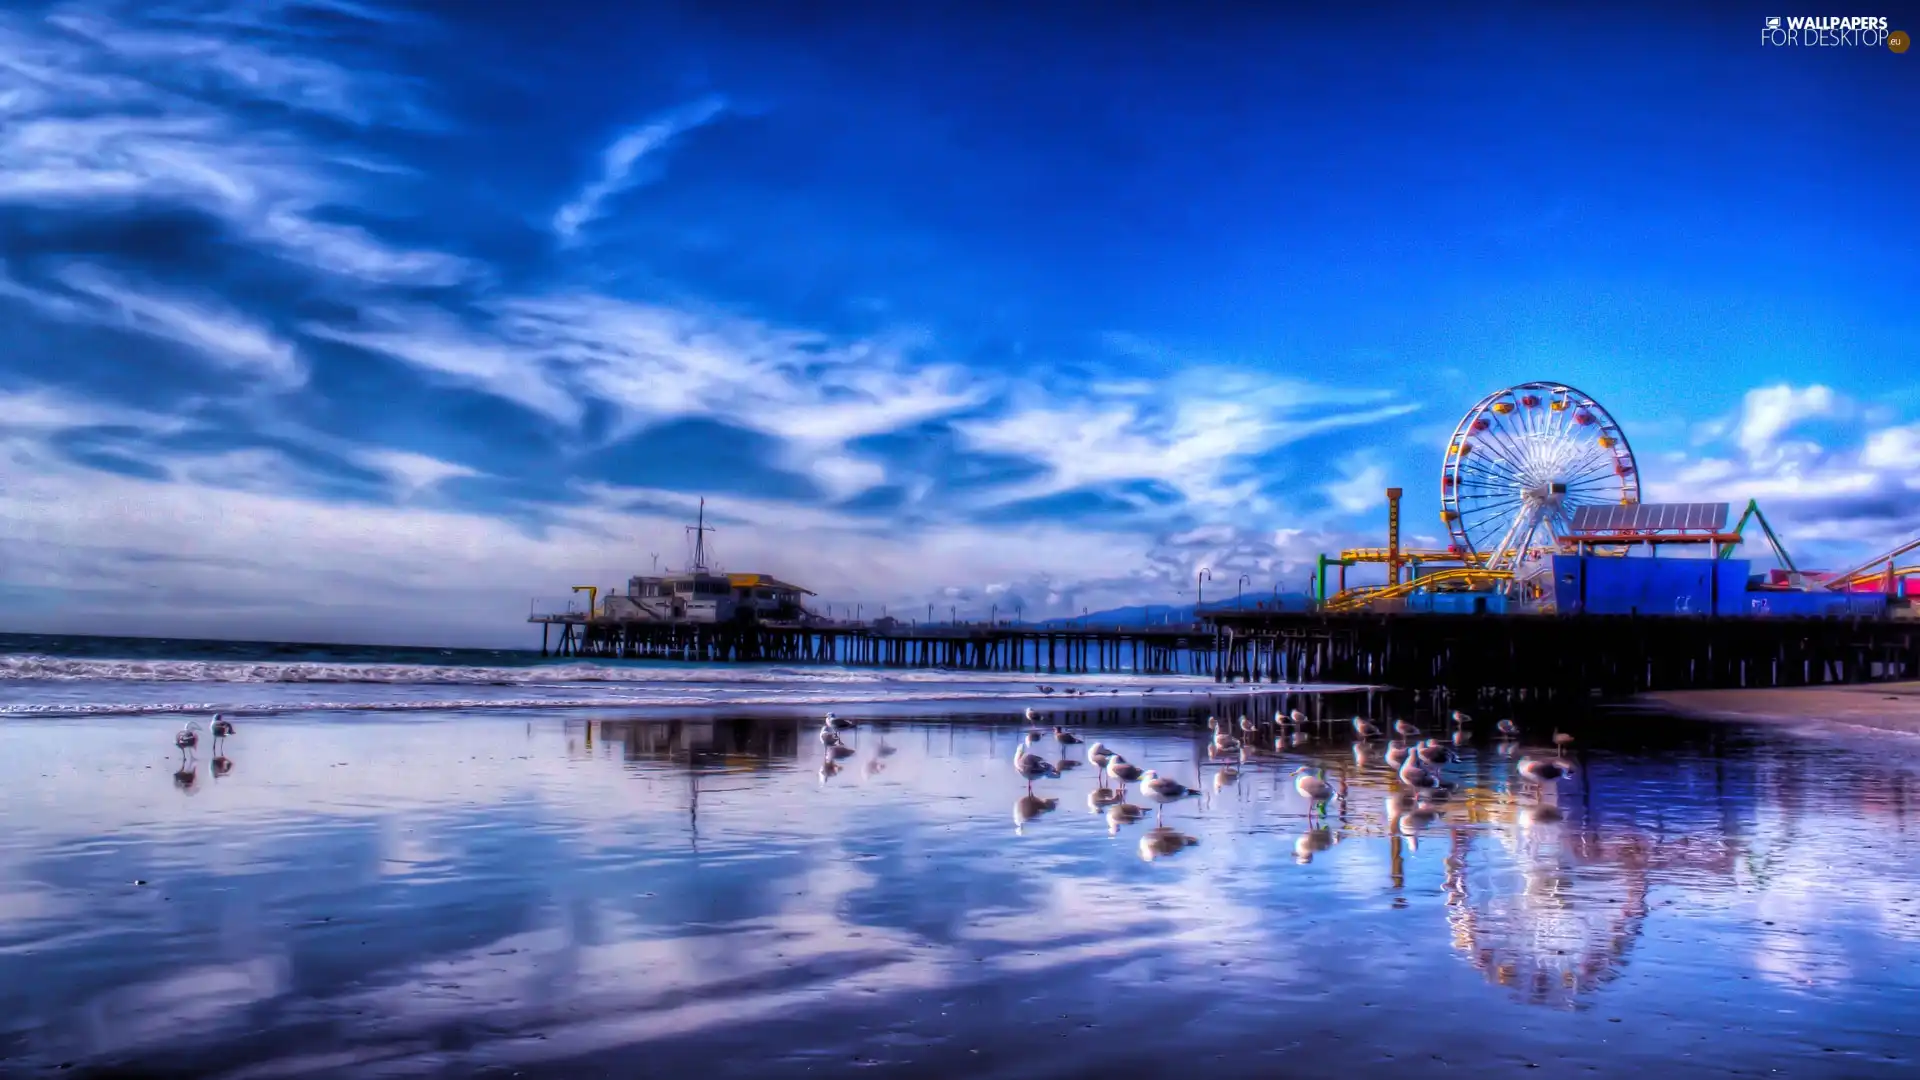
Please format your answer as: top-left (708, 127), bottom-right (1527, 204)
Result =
top-left (5, 695), bottom-right (1920, 1079)
top-left (1642, 682), bottom-right (1920, 738)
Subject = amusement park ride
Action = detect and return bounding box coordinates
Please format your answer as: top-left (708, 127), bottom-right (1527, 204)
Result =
top-left (1313, 380), bottom-right (1920, 614)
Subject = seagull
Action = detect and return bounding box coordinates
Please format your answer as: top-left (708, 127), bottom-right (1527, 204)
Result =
top-left (1352, 716), bottom-right (1381, 738)
top-left (174, 720), bottom-right (201, 755)
top-left (1037, 685), bottom-right (1056, 695)
top-left (1106, 754), bottom-right (1146, 787)
top-left (1496, 718), bottom-right (1519, 736)
top-left (1054, 726), bottom-right (1083, 746)
top-left (1087, 741), bottom-right (1115, 775)
top-left (1025, 707), bottom-right (1043, 725)
top-left (1137, 770), bottom-right (1201, 818)
top-left (825, 712), bottom-right (856, 731)
top-left (1212, 730), bottom-right (1241, 754)
top-left (1013, 733), bottom-right (1061, 789)
top-left (1451, 710), bottom-right (1472, 727)
top-left (818, 725), bottom-right (843, 746)
top-left (1239, 716), bottom-right (1259, 735)
top-left (1415, 739), bottom-right (1454, 766)
top-left (1398, 754), bottom-right (1441, 790)
top-left (1517, 756), bottom-right (1574, 783)
top-left (210, 714), bottom-right (235, 743)
top-left (1290, 708), bottom-right (1309, 727)
top-left (1393, 719), bottom-right (1422, 738)
top-left (1292, 766), bottom-right (1335, 813)
top-left (1552, 730), bottom-right (1575, 753)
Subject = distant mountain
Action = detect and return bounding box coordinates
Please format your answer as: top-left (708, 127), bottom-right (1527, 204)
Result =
top-left (1032, 594), bottom-right (1314, 628)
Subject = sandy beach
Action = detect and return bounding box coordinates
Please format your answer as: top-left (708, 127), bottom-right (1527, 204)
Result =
top-left (1643, 682), bottom-right (1920, 737)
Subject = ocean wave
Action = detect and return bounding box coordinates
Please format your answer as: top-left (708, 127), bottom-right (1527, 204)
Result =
top-left (0, 654), bottom-right (1217, 687)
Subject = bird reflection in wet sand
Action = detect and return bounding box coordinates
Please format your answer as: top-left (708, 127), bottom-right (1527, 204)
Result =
top-left (1088, 786), bottom-right (1125, 811)
top-left (1138, 825), bottom-right (1200, 862)
top-left (818, 760), bottom-right (843, 782)
top-left (1014, 793), bottom-right (1059, 832)
top-left (1294, 826), bottom-right (1335, 864)
top-left (211, 756), bottom-right (234, 778)
top-left (1105, 802), bottom-right (1148, 834)
top-left (173, 764), bottom-right (198, 793)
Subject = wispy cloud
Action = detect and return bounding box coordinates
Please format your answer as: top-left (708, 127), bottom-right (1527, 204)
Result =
top-left (1, 262), bottom-right (305, 389)
top-left (551, 96), bottom-right (728, 242)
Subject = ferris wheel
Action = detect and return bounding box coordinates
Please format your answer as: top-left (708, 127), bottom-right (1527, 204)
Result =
top-left (1440, 382), bottom-right (1640, 573)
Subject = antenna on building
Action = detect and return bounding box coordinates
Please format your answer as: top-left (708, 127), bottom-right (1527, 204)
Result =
top-left (650, 552), bottom-right (660, 573)
top-left (686, 498), bottom-right (715, 573)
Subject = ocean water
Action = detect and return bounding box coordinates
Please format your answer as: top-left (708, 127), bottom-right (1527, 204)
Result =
top-left (4, 635), bottom-right (1920, 1078)
top-left (0, 632), bottom-right (1303, 719)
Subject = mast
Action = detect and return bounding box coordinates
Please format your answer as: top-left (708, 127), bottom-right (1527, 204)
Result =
top-left (687, 497), bottom-right (715, 573)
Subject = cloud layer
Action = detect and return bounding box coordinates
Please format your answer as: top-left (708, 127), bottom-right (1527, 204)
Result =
top-left (0, 1), bottom-right (1912, 646)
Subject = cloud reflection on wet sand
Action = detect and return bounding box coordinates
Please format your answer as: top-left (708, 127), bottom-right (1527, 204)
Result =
top-left (4, 707), bottom-right (1920, 1077)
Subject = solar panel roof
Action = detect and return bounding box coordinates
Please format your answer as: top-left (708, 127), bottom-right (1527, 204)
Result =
top-left (1568, 502), bottom-right (1730, 533)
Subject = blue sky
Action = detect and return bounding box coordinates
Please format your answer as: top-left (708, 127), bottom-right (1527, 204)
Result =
top-left (0, 0), bottom-right (1914, 646)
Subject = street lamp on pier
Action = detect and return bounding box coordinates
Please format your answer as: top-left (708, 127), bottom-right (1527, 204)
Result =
top-left (1236, 573), bottom-right (1250, 609)
top-left (991, 602), bottom-right (998, 625)
top-left (1196, 567), bottom-right (1213, 613)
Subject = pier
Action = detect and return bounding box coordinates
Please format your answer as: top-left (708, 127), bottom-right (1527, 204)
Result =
top-left (531, 607), bottom-right (1920, 699)
top-left (1203, 609), bottom-right (1920, 698)
top-left (533, 615), bottom-right (1221, 675)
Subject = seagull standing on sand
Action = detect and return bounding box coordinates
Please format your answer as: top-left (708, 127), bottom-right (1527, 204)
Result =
top-left (1496, 718), bottom-right (1519, 736)
top-left (174, 720), bottom-right (201, 757)
top-left (1292, 767), bottom-right (1335, 815)
top-left (1352, 716), bottom-right (1381, 739)
top-left (1552, 730), bottom-right (1575, 754)
top-left (1394, 718), bottom-right (1422, 738)
top-left (1398, 753), bottom-right (1442, 790)
top-left (1054, 726), bottom-right (1082, 747)
top-left (825, 712), bottom-right (855, 731)
top-left (1137, 770), bottom-right (1201, 820)
top-left (1087, 741), bottom-right (1115, 779)
top-left (1106, 754), bottom-right (1146, 788)
top-left (210, 714), bottom-right (235, 746)
top-left (1451, 710), bottom-right (1472, 727)
top-left (1013, 733), bottom-right (1061, 790)
top-left (1291, 708), bottom-right (1309, 727)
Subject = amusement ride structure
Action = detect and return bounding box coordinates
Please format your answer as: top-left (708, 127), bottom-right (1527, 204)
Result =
top-left (1314, 380), bottom-right (1920, 614)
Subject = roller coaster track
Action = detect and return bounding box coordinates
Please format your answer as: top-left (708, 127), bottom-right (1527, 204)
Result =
top-left (1323, 568), bottom-right (1516, 613)
top-left (1826, 531), bottom-right (1920, 591)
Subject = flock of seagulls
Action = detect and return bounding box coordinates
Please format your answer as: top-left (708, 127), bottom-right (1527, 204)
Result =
top-left (979, 704), bottom-right (1581, 858)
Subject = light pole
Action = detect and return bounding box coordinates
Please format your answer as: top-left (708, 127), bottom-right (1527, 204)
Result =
top-left (1237, 573), bottom-right (1250, 609)
top-left (1082, 606), bottom-right (1089, 628)
top-left (856, 603), bottom-right (863, 621)
top-left (1014, 599), bottom-right (1024, 623)
top-left (1272, 583), bottom-right (1281, 610)
top-left (991, 602), bottom-right (998, 625)
top-left (1196, 567), bottom-right (1213, 614)
top-left (950, 605), bottom-right (957, 624)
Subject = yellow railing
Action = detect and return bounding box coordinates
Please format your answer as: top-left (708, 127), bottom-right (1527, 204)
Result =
top-left (1324, 568), bottom-right (1515, 613)
top-left (1337, 548), bottom-right (1488, 564)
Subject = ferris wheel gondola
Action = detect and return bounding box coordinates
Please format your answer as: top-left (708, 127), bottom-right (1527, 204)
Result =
top-left (1439, 382), bottom-right (1640, 573)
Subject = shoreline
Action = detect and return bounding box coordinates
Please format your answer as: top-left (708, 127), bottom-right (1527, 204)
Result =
top-left (1639, 682), bottom-right (1920, 738)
